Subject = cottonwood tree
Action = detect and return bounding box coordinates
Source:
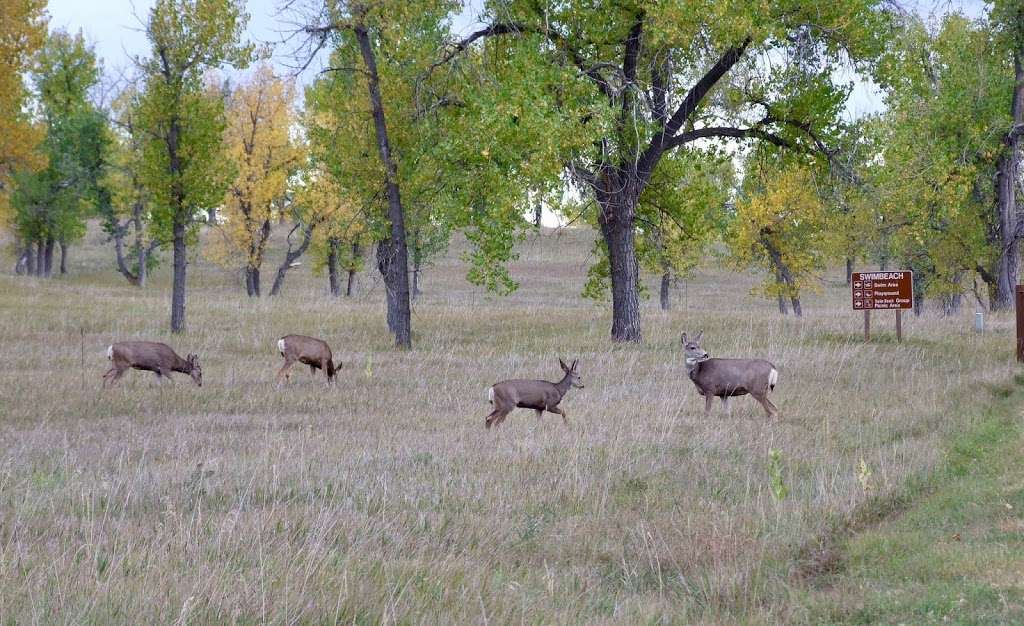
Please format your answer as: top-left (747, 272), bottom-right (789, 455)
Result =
top-left (135, 0), bottom-right (252, 332)
top-left (861, 11), bottom-right (1012, 312)
top-left (989, 0), bottom-right (1024, 310)
top-left (729, 159), bottom-right (829, 317)
top-left (298, 0), bottom-right (559, 346)
top-left (302, 167), bottom-right (369, 297)
top-left (102, 84), bottom-right (161, 287)
top-left (440, 0), bottom-right (890, 341)
top-left (0, 0), bottom-right (47, 248)
top-left (208, 65), bottom-right (301, 296)
top-left (12, 30), bottom-right (108, 277)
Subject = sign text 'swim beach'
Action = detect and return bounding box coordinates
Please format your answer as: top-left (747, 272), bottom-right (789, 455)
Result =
top-left (851, 271), bottom-right (913, 310)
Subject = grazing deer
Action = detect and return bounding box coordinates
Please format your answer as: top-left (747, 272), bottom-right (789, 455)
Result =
top-left (276, 334), bottom-right (337, 384)
top-left (485, 358), bottom-right (583, 428)
top-left (103, 341), bottom-right (202, 387)
top-left (681, 331), bottom-right (779, 418)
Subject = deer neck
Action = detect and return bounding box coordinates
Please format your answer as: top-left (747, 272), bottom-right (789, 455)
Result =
top-left (172, 356), bottom-right (192, 375)
top-left (554, 372), bottom-right (573, 397)
top-left (685, 357), bottom-right (703, 380)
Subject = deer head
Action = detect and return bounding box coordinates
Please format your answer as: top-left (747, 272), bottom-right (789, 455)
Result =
top-left (558, 358), bottom-right (584, 388)
top-left (187, 354), bottom-right (203, 387)
top-left (681, 332), bottom-right (710, 366)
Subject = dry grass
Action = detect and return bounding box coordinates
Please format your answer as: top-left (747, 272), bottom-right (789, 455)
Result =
top-left (0, 224), bottom-right (1016, 623)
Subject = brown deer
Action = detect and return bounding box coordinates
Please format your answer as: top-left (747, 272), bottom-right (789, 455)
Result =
top-left (485, 358), bottom-right (583, 428)
top-left (103, 341), bottom-right (202, 387)
top-left (276, 334), bottom-right (337, 384)
top-left (681, 331), bottom-right (779, 418)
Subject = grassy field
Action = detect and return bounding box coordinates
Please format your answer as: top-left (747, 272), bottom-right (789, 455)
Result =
top-left (0, 223), bottom-right (1020, 623)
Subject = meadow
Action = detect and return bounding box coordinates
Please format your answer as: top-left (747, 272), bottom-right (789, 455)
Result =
top-left (0, 223), bottom-right (1018, 624)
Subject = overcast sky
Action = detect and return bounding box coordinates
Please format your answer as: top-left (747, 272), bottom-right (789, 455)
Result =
top-left (46, 0), bottom-right (988, 115)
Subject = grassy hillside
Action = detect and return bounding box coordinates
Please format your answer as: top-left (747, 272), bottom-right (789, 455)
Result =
top-left (0, 223), bottom-right (1018, 623)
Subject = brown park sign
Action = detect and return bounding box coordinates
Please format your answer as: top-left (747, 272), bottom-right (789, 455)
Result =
top-left (852, 271), bottom-right (914, 310)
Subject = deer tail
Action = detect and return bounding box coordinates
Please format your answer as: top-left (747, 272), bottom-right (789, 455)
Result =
top-left (106, 345), bottom-right (113, 360)
top-left (768, 368), bottom-right (778, 392)
top-left (487, 387), bottom-right (494, 404)
top-left (277, 338), bottom-right (286, 356)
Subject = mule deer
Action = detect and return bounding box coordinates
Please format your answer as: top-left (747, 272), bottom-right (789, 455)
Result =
top-left (485, 358), bottom-right (583, 428)
top-left (681, 331), bottom-right (778, 418)
top-left (276, 334), bottom-right (337, 384)
top-left (103, 341), bottom-right (202, 387)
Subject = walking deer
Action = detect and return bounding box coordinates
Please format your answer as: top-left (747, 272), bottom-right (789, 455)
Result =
top-left (681, 331), bottom-right (779, 418)
top-left (103, 341), bottom-right (202, 387)
top-left (485, 358), bottom-right (583, 428)
top-left (276, 334), bottom-right (337, 384)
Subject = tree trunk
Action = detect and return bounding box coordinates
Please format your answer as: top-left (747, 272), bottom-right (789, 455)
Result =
top-left (171, 218), bottom-right (187, 333)
top-left (270, 223), bottom-right (315, 296)
top-left (660, 272), bottom-right (671, 310)
top-left (992, 53), bottom-right (1023, 310)
top-left (597, 190), bottom-right (642, 342)
top-left (845, 258), bottom-right (853, 285)
top-left (357, 24), bottom-right (412, 348)
top-left (14, 243), bottom-right (29, 275)
top-left (346, 242), bottom-right (360, 297)
top-left (412, 254), bottom-right (422, 301)
top-left (43, 238), bottom-right (54, 277)
top-left (245, 266), bottom-right (261, 297)
top-left (23, 242), bottom-right (35, 275)
top-left (534, 198), bottom-right (543, 227)
top-left (137, 240), bottom-right (148, 289)
top-left (328, 238), bottom-right (340, 297)
top-left (35, 240), bottom-right (45, 277)
top-left (790, 296), bottom-right (802, 317)
top-left (59, 241), bottom-right (67, 275)
top-left (776, 268), bottom-right (789, 316)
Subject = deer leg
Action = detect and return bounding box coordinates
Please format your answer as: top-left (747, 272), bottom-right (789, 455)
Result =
top-left (320, 358), bottom-right (330, 382)
top-left (721, 396), bottom-right (730, 415)
top-left (535, 409), bottom-right (543, 420)
top-left (550, 406), bottom-right (569, 426)
top-left (755, 394), bottom-right (779, 419)
top-left (485, 408), bottom-right (507, 429)
top-left (101, 367), bottom-right (117, 388)
top-left (276, 360), bottom-right (295, 386)
top-left (309, 364), bottom-right (317, 377)
top-left (105, 366), bottom-right (127, 388)
top-left (158, 368), bottom-right (175, 384)
top-left (704, 393), bottom-right (714, 416)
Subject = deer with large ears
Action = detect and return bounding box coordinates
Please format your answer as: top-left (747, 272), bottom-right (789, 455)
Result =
top-left (103, 341), bottom-right (202, 387)
top-left (485, 358), bottom-right (584, 428)
top-left (681, 331), bottom-right (778, 418)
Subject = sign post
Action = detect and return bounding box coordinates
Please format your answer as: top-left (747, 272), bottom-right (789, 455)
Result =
top-left (852, 271), bottom-right (914, 342)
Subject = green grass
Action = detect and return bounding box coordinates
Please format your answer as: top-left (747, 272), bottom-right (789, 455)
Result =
top-left (789, 379), bottom-right (1024, 625)
top-left (0, 222), bottom-right (1022, 623)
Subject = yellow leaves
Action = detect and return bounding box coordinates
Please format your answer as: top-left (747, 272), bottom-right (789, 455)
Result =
top-left (731, 164), bottom-right (828, 299)
top-left (208, 65), bottom-right (300, 268)
top-left (0, 0), bottom-right (47, 224)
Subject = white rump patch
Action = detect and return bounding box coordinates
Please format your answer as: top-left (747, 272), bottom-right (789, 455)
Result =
top-left (106, 345), bottom-right (113, 360)
top-left (488, 387), bottom-right (494, 404)
top-left (277, 338), bottom-right (286, 355)
top-left (768, 368), bottom-right (779, 390)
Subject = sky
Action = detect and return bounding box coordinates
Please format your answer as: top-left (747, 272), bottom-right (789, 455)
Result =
top-left (48, 0), bottom-right (988, 115)
top-left (44, 0), bottom-right (989, 226)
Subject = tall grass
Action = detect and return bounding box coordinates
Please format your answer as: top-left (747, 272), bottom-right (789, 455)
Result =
top-left (0, 224), bottom-right (1015, 623)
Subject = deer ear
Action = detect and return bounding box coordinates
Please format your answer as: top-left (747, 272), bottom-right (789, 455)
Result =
top-left (559, 358), bottom-right (569, 372)
top-left (681, 332), bottom-right (688, 344)
top-left (694, 330), bottom-right (703, 343)
top-left (571, 359), bottom-right (578, 371)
